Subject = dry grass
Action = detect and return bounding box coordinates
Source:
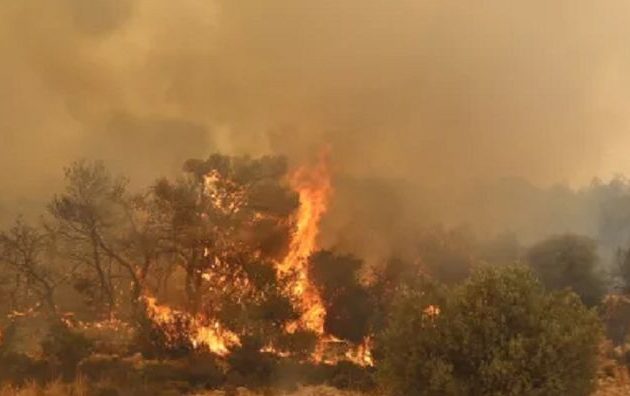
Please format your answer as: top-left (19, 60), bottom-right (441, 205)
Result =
top-left (5, 377), bottom-right (627, 395)
top-left (194, 386), bottom-right (369, 396)
top-left (0, 384), bottom-right (367, 396)
top-left (0, 377), bottom-right (87, 396)
top-left (595, 363), bottom-right (630, 396)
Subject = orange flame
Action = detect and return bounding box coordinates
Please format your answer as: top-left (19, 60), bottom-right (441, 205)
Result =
top-left (275, 151), bottom-right (374, 366)
top-left (140, 150), bottom-right (374, 366)
top-left (277, 151), bottom-right (332, 335)
top-left (345, 336), bottom-right (374, 367)
top-left (143, 296), bottom-right (240, 356)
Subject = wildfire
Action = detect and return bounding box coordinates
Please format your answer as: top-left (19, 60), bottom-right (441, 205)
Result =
top-left (143, 296), bottom-right (240, 356)
top-left (345, 336), bottom-right (374, 367)
top-left (273, 151), bottom-right (375, 367)
top-left (277, 151), bottom-right (332, 335)
top-left (139, 150), bottom-right (374, 366)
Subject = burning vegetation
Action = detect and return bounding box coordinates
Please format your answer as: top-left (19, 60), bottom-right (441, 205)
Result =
top-left (0, 152), bottom-right (627, 395)
top-left (0, 152), bottom-right (385, 394)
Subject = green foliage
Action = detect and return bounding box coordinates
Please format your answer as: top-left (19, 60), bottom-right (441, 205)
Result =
top-left (0, 155), bottom-right (612, 394)
top-left (526, 234), bottom-right (605, 306)
top-left (378, 265), bottom-right (602, 396)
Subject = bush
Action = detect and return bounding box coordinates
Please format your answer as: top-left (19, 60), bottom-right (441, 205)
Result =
top-left (134, 306), bottom-right (195, 359)
top-left (226, 338), bottom-right (279, 388)
top-left (378, 265), bottom-right (602, 396)
top-left (41, 320), bottom-right (93, 380)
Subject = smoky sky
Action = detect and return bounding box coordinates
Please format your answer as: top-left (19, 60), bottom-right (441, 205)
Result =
top-left (2, 1), bottom-right (630, 252)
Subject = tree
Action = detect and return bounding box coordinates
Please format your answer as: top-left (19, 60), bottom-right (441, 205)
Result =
top-left (47, 160), bottom-right (127, 316)
top-left (47, 160), bottom-right (161, 317)
top-left (149, 154), bottom-right (302, 347)
top-left (308, 250), bottom-right (372, 343)
top-left (378, 265), bottom-right (602, 396)
top-left (526, 234), bottom-right (605, 306)
top-left (0, 218), bottom-right (61, 315)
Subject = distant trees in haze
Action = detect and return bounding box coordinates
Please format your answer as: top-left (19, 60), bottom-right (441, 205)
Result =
top-left (525, 234), bottom-right (605, 306)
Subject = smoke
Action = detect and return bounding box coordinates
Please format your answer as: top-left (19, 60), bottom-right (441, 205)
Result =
top-left (2, 1), bottom-right (630, 258)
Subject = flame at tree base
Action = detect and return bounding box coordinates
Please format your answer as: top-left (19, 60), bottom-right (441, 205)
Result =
top-left (143, 296), bottom-right (240, 356)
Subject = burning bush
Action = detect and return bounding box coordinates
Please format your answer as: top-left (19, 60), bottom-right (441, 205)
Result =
top-left (135, 299), bottom-right (197, 359)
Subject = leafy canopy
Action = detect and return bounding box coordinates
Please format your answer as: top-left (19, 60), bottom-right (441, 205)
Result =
top-left (378, 265), bottom-right (602, 396)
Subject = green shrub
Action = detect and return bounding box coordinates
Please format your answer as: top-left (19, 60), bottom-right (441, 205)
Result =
top-left (378, 265), bottom-right (602, 396)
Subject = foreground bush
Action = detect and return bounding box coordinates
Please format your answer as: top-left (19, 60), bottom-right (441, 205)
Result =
top-left (378, 265), bottom-right (602, 396)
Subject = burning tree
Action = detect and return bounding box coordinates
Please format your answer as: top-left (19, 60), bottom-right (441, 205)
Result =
top-left (0, 151), bottom-right (378, 383)
top-left (145, 154), bottom-right (307, 354)
top-left (137, 151), bottom-right (375, 365)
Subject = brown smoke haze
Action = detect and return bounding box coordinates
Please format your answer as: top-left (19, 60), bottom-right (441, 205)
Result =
top-left (2, 1), bottom-right (630, 259)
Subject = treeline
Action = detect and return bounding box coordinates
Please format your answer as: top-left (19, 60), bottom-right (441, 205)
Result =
top-left (0, 154), bottom-right (623, 395)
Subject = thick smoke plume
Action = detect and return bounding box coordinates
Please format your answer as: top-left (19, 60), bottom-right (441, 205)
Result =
top-left (2, 1), bottom-right (630, 261)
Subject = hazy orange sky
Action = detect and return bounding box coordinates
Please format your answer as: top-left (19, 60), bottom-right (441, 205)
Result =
top-left (2, 1), bottom-right (630, 214)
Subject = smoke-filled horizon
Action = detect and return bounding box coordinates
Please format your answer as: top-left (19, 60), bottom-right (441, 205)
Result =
top-left (3, 1), bottom-right (630, 259)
